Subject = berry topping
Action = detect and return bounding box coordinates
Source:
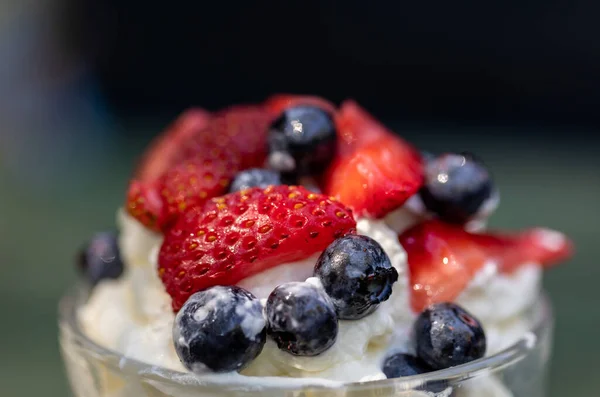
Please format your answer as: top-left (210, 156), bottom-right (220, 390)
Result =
top-left (264, 94), bottom-right (336, 116)
top-left (126, 180), bottom-right (164, 230)
top-left (324, 135), bottom-right (423, 218)
top-left (127, 145), bottom-right (240, 231)
top-left (135, 108), bottom-right (212, 182)
top-left (173, 286), bottom-right (266, 373)
top-left (126, 105), bottom-right (273, 230)
top-left (158, 186), bottom-right (356, 311)
top-left (157, 152), bottom-right (240, 228)
top-left (206, 105), bottom-right (273, 169)
top-left (334, 100), bottom-right (393, 157)
top-left (399, 220), bottom-right (573, 312)
top-left (382, 353), bottom-right (432, 378)
top-left (77, 232), bottom-right (124, 285)
top-left (229, 168), bottom-right (282, 193)
top-left (314, 235), bottom-right (398, 319)
top-left (414, 302), bottom-right (486, 370)
top-left (419, 153), bottom-right (496, 223)
top-left (267, 106), bottom-right (337, 176)
top-left (265, 282), bottom-right (338, 356)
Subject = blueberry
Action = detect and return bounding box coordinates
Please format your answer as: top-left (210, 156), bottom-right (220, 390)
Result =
top-left (229, 168), bottom-right (282, 192)
top-left (77, 232), bottom-right (123, 285)
top-left (419, 153), bottom-right (495, 224)
top-left (414, 302), bottom-right (486, 370)
top-left (382, 353), bottom-right (432, 378)
top-left (173, 286), bottom-right (266, 373)
top-left (266, 282), bottom-right (338, 356)
top-left (314, 235), bottom-right (398, 319)
top-left (382, 353), bottom-right (450, 393)
top-left (267, 106), bottom-right (337, 176)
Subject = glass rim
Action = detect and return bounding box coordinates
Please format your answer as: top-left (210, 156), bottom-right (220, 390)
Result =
top-left (58, 282), bottom-right (552, 392)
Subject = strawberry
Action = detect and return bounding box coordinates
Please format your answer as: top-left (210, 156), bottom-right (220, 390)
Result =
top-left (127, 145), bottom-right (241, 231)
top-left (126, 105), bottom-right (273, 230)
top-left (324, 135), bottom-right (423, 218)
top-left (264, 94), bottom-right (337, 116)
top-left (202, 105), bottom-right (274, 169)
top-left (158, 185), bottom-right (356, 311)
top-left (334, 100), bottom-right (393, 157)
top-left (135, 108), bottom-right (212, 182)
top-left (399, 220), bottom-right (573, 312)
top-left (157, 149), bottom-right (241, 228)
top-left (126, 180), bottom-right (164, 231)
top-left (467, 227), bottom-right (573, 273)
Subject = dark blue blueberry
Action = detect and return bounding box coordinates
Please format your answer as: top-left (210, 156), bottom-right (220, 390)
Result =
top-left (266, 282), bottom-right (338, 356)
top-left (414, 302), bottom-right (486, 370)
top-left (267, 106), bottom-right (337, 176)
top-left (77, 232), bottom-right (123, 285)
top-left (229, 168), bottom-right (282, 192)
top-left (173, 286), bottom-right (266, 373)
top-left (314, 235), bottom-right (398, 320)
top-left (382, 353), bottom-right (451, 393)
top-left (382, 353), bottom-right (432, 378)
top-left (419, 153), bottom-right (494, 224)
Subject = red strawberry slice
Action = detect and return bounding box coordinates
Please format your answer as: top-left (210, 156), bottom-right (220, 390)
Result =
top-left (157, 150), bottom-right (241, 229)
top-left (468, 227), bottom-right (573, 273)
top-left (127, 144), bottom-right (241, 231)
top-left (158, 185), bottom-right (356, 311)
top-left (126, 105), bottom-right (273, 230)
top-left (264, 94), bottom-right (337, 116)
top-left (126, 180), bottom-right (164, 231)
top-left (324, 135), bottom-right (423, 218)
top-left (334, 100), bottom-right (393, 157)
top-left (136, 106), bottom-right (270, 181)
top-left (399, 220), bottom-right (573, 312)
top-left (203, 105), bottom-right (274, 169)
top-left (135, 108), bottom-right (212, 182)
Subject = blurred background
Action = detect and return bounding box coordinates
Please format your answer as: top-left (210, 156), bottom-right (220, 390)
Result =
top-left (1, 1), bottom-right (598, 396)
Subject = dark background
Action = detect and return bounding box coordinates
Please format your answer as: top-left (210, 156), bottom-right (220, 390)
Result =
top-left (0, 1), bottom-right (598, 396)
top-left (68, 1), bottom-right (600, 125)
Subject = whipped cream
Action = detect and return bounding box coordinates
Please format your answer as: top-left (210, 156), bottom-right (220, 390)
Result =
top-left (79, 210), bottom-right (542, 388)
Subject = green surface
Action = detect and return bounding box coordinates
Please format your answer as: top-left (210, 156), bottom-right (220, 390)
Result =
top-left (0, 123), bottom-right (597, 397)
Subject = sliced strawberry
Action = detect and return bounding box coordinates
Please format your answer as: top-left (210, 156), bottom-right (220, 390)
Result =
top-left (264, 94), bottom-right (337, 116)
top-left (157, 149), bottom-right (241, 228)
top-left (126, 180), bottom-right (164, 231)
top-left (127, 145), bottom-right (240, 231)
top-left (334, 100), bottom-right (393, 157)
top-left (136, 106), bottom-right (270, 180)
top-left (399, 220), bottom-right (573, 312)
top-left (468, 227), bottom-right (573, 273)
top-left (158, 185), bottom-right (356, 311)
top-left (201, 105), bottom-right (274, 169)
top-left (324, 135), bottom-right (423, 218)
top-left (135, 108), bottom-right (212, 182)
top-left (126, 105), bottom-right (273, 230)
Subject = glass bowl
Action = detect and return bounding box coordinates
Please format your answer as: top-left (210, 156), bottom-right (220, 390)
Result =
top-left (59, 284), bottom-right (554, 397)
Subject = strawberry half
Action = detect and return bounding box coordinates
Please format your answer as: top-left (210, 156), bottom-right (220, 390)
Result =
top-left (127, 144), bottom-right (241, 231)
top-left (135, 108), bottom-right (212, 182)
top-left (158, 185), bottom-right (356, 311)
top-left (203, 105), bottom-right (273, 169)
top-left (126, 180), bottom-right (164, 230)
top-left (399, 220), bottom-right (573, 312)
top-left (156, 149), bottom-right (242, 229)
top-left (126, 105), bottom-right (273, 230)
top-left (334, 100), bottom-right (392, 157)
top-left (324, 135), bottom-right (423, 218)
top-left (264, 94), bottom-right (337, 116)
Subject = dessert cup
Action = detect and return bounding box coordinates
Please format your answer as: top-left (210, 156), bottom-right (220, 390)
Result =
top-left (59, 283), bottom-right (554, 397)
